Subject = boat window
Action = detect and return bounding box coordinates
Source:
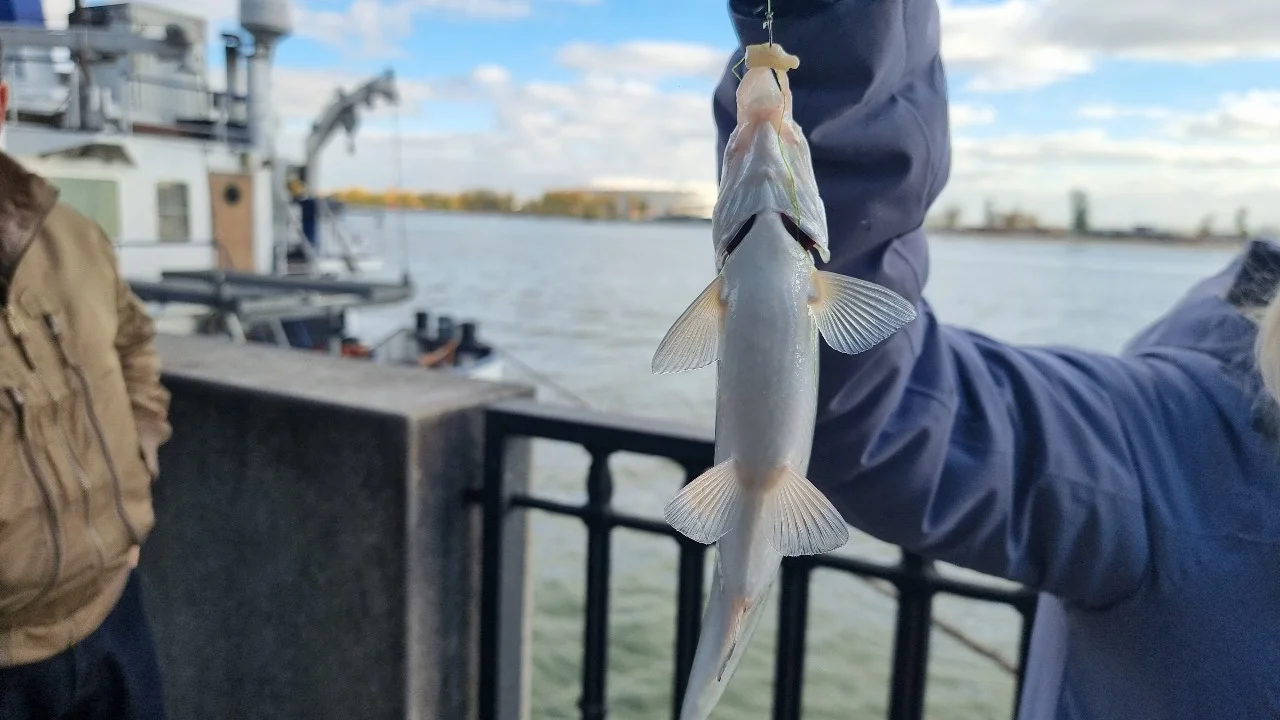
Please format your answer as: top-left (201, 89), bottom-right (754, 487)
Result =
top-left (47, 177), bottom-right (121, 240)
top-left (157, 181), bottom-right (190, 243)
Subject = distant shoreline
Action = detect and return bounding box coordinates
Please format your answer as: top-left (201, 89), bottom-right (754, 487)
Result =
top-left (343, 204), bottom-right (712, 225)
top-left (343, 205), bottom-right (1250, 249)
top-left (935, 227), bottom-right (1249, 249)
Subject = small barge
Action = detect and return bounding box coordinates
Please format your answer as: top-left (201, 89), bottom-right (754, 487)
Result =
top-left (130, 270), bottom-right (502, 379)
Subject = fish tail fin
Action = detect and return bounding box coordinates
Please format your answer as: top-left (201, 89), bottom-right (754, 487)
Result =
top-left (810, 270), bottom-right (917, 354)
top-left (763, 465), bottom-right (851, 556)
top-left (664, 458), bottom-right (742, 545)
top-left (678, 577), bottom-right (774, 720)
top-left (715, 598), bottom-right (751, 682)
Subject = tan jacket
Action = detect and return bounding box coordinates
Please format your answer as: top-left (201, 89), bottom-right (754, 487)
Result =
top-left (0, 149), bottom-right (171, 666)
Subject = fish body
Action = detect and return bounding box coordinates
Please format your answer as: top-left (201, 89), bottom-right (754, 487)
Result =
top-left (651, 43), bottom-right (917, 720)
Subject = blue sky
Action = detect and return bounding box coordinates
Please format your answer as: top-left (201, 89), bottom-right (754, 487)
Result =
top-left (45, 0), bottom-right (1280, 230)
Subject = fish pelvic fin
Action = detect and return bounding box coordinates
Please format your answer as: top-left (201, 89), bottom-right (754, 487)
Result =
top-left (764, 465), bottom-right (850, 556)
top-left (810, 270), bottom-right (918, 355)
top-left (652, 274), bottom-right (725, 374)
top-left (664, 458), bottom-right (741, 545)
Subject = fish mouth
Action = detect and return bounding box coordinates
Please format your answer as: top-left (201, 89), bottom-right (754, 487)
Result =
top-left (722, 212), bottom-right (819, 262)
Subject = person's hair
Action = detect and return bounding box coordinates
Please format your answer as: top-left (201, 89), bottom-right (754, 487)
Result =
top-left (1257, 293), bottom-right (1280, 403)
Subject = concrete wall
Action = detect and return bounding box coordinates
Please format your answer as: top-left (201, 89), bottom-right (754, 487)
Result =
top-left (137, 335), bottom-right (532, 720)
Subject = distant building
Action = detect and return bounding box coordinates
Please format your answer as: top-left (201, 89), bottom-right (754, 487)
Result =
top-left (566, 179), bottom-right (717, 220)
top-left (1070, 189), bottom-right (1090, 234)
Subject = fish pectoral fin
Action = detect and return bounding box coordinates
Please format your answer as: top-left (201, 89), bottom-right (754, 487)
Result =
top-left (763, 465), bottom-right (850, 556)
top-left (810, 270), bottom-right (918, 355)
top-left (663, 459), bottom-right (741, 544)
top-left (651, 274), bottom-right (725, 374)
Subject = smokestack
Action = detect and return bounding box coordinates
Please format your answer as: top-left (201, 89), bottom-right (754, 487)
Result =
top-left (221, 33), bottom-right (241, 134)
top-left (239, 0), bottom-right (292, 154)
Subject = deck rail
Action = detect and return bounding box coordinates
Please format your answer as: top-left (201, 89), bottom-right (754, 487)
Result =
top-left (475, 397), bottom-right (1039, 720)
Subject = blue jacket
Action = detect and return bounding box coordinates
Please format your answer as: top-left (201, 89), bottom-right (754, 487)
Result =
top-left (715, 1), bottom-right (1280, 718)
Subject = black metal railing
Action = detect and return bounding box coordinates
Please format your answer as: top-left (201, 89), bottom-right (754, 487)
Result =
top-left (476, 397), bottom-right (1039, 720)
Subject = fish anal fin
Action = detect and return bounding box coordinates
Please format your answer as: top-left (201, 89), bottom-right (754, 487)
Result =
top-left (810, 270), bottom-right (917, 355)
top-left (663, 459), bottom-right (741, 545)
top-left (651, 274), bottom-right (725, 374)
top-left (763, 465), bottom-right (850, 556)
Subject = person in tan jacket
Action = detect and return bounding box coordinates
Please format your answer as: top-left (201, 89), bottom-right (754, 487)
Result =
top-left (0, 44), bottom-right (173, 720)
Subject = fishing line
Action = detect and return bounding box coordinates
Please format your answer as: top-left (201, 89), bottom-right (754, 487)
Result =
top-left (492, 345), bottom-right (598, 409)
top-left (765, 0), bottom-right (775, 45)
top-left (733, 0), bottom-right (776, 79)
top-left (392, 103), bottom-right (409, 274)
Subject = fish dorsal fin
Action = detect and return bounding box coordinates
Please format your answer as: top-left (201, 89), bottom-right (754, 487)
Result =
top-left (763, 465), bottom-right (850, 556)
top-left (664, 458), bottom-right (741, 544)
top-left (810, 270), bottom-right (918, 355)
top-left (651, 274), bottom-right (725, 374)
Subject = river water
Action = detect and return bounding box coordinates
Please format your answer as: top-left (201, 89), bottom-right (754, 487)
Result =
top-left (344, 211), bottom-right (1240, 719)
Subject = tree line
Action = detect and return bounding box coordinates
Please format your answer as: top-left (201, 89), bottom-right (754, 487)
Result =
top-left (329, 188), bottom-right (652, 221)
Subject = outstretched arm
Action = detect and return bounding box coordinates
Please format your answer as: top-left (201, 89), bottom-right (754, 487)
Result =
top-left (716, 0), bottom-right (1152, 607)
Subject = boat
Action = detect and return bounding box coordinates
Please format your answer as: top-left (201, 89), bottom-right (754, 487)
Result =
top-left (0, 0), bottom-right (502, 380)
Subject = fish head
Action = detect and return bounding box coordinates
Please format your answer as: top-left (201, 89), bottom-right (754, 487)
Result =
top-left (735, 66), bottom-right (787, 127)
top-left (712, 58), bottom-right (829, 270)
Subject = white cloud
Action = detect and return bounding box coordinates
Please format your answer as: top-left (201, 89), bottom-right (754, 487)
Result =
top-left (301, 57), bottom-right (717, 197)
top-left (258, 21), bottom-right (1280, 233)
top-left (295, 40), bottom-right (1280, 230)
top-left (939, 89), bottom-right (1280, 229)
top-left (293, 0), bottom-right (532, 56)
top-left (1077, 92), bottom-right (1280, 143)
top-left (1035, 0), bottom-right (1280, 62)
top-left (556, 41), bottom-right (730, 81)
top-left (940, 0), bottom-right (1094, 92)
top-left (1076, 104), bottom-right (1176, 121)
top-left (1175, 91), bottom-right (1280, 142)
top-left (272, 67), bottom-right (432, 127)
top-left (941, 0), bottom-right (1280, 92)
top-left (951, 103), bottom-right (997, 127)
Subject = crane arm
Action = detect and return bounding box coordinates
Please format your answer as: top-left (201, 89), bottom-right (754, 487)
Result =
top-left (301, 68), bottom-right (399, 184)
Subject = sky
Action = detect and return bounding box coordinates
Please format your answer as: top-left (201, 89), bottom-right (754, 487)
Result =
top-left (39, 0), bottom-right (1280, 231)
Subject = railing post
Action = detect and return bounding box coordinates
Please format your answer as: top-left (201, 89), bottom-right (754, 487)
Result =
top-left (1013, 595), bottom-right (1039, 717)
top-left (478, 417), bottom-right (532, 720)
top-left (670, 460), bottom-right (712, 718)
top-left (579, 449), bottom-right (614, 720)
top-left (888, 552), bottom-right (934, 720)
top-left (772, 558), bottom-right (813, 720)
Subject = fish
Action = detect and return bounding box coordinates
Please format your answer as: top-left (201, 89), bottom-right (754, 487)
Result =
top-left (651, 42), bottom-right (918, 720)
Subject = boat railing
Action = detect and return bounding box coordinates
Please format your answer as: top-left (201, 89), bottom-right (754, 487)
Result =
top-left (4, 52), bottom-right (250, 145)
top-left (474, 398), bottom-right (1039, 720)
top-left (113, 238), bottom-right (237, 270)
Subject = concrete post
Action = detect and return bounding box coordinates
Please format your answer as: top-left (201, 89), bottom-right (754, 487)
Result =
top-left (136, 335), bottom-right (532, 720)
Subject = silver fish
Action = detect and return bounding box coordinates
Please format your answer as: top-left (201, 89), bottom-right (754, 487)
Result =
top-left (651, 43), bottom-right (917, 720)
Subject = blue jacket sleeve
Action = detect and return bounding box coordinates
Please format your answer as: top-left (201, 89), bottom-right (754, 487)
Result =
top-left (716, 0), bottom-right (1151, 607)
